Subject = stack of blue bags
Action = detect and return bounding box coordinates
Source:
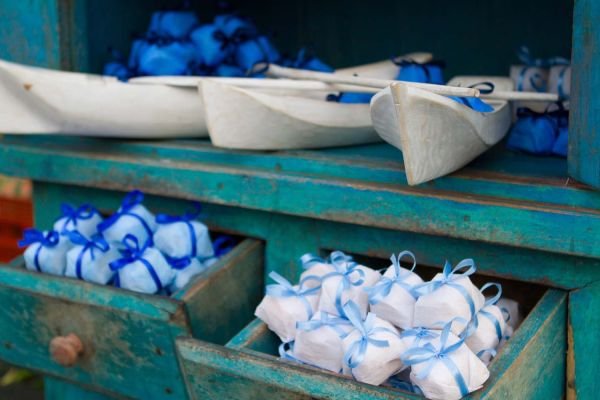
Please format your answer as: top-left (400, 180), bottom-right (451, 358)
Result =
top-left (18, 190), bottom-right (235, 295)
top-left (104, 9), bottom-right (333, 81)
top-left (507, 105), bottom-right (569, 158)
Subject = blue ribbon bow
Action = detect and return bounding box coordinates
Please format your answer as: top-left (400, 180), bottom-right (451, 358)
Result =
top-left (368, 251), bottom-right (418, 305)
top-left (413, 259), bottom-right (478, 319)
top-left (156, 202), bottom-right (202, 259)
top-left (296, 312), bottom-right (352, 338)
top-left (212, 235), bottom-right (236, 258)
top-left (343, 301), bottom-right (396, 370)
top-left (266, 271), bottom-right (320, 319)
top-left (109, 234), bottom-right (163, 292)
top-left (18, 229), bottom-right (61, 272)
top-left (68, 231), bottom-right (109, 279)
top-left (97, 190), bottom-right (154, 246)
top-left (401, 327), bottom-right (440, 346)
top-left (56, 203), bottom-right (97, 234)
top-left (401, 319), bottom-right (470, 397)
top-left (516, 46), bottom-right (569, 93)
top-left (321, 252), bottom-right (367, 316)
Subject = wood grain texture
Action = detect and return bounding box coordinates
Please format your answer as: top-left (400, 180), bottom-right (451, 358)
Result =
top-left (569, 0), bottom-right (600, 189)
top-left (568, 281), bottom-right (600, 400)
top-left (45, 377), bottom-right (116, 400)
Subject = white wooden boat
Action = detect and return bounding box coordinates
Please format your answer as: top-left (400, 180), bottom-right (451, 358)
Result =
top-left (370, 76), bottom-right (513, 185)
top-left (0, 59), bottom-right (207, 138)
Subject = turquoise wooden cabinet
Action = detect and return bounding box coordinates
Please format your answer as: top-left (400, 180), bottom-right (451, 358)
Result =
top-left (0, 237), bottom-right (264, 399)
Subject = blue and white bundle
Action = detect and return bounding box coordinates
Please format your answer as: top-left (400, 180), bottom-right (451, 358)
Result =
top-left (19, 229), bottom-right (73, 276)
top-left (97, 190), bottom-right (156, 247)
top-left (507, 105), bottom-right (569, 157)
top-left (64, 231), bottom-right (120, 285)
top-left (53, 203), bottom-right (103, 237)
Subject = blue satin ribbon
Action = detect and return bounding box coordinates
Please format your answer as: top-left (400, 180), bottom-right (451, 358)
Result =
top-left (97, 190), bottom-right (154, 246)
top-left (557, 65), bottom-right (570, 100)
top-left (296, 312), bottom-right (352, 338)
top-left (516, 46), bottom-right (569, 92)
top-left (299, 253), bottom-right (326, 270)
top-left (212, 235), bottom-right (236, 258)
top-left (321, 253), bottom-right (366, 316)
top-left (476, 348), bottom-right (497, 359)
top-left (18, 229), bottom-right (60, 272)
top-left (401, 319), bottom-right (470, 397)
top-left (401, 327), bottom-right (440, 346)
top-left (56, 203), bottom-right (98, 234)
top-left (156, 202), bottom-right (201, 259)
top-left (165, 254), bottom-right (193, 270)
top-left (343, 301), bottom-right (396, 370)
top-left (266, 271), bottom-right (320, 319)
top-left (463, 282), bottom-right (503, 340)
top-left (109, 234), bottom-right (162, 292)
top-left (413, 259), bottom-right (478, 318)
top-left (68, 231), bottom-right (109, 279)
top-left (367, 251), bottom-right (417, 305)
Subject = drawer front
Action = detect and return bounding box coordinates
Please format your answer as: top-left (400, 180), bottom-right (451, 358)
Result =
top-left (176, 290), bottom-right (566, 400)
top-left (0, 238), bottom-right (264, 400)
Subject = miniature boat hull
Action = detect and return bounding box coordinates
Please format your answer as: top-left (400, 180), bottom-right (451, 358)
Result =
top-left (201, 80), bottom-right (380, 150)
top-left (371, 77), bottom-right (512, 185)
top-left (0, 59), bottom-right (207, 138)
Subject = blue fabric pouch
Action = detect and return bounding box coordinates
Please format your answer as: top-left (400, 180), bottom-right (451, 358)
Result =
top-left (215, 64), bottom-right (246, 77)
top-left (396, 60), bottom-right (445, 84)
top-left (552, 126), bottom-right (568, 157)
top-left (190, 24), bottom-right (232, 67)
top-left (326, 92), bottom-right (374, 104)
top-left (103, 61), bottom-right (132, 81)
top-left (285, 48), bottom-right (333, 72)
top-left (235, 36), bottom-right (281, 71)
top-left (214, 14), bottom-right (258, 40)
top-left (148, 10), bottom-right (199, 39)
top-left (138, 40), bottom-right (198, 76)
top-left (507, 109), bottom-right (558, 155)
top-left (128, 38), bottom-right (151, 72)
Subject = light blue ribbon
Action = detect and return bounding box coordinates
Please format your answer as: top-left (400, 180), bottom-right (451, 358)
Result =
top-left (413, 259), bottom-right (478, 318)
top-left (401, 319), bottom-right (470, 397)
top-left (401, 327), bottom-right (440, 346)
top-left (296, 312), bottom-right (352, 338)
top-left (343, 301), bottom-right (395, 369)
top-left (299, 253), bottom-right (326, 270)
top-left (367, 251), bottom-right (417, 305)
top-left (463, 282), bottom-right (503, 340)
top-left (97, 190), bottom-right (154, 246)
top-left (266, 271), bottom-right (320, 319)
top-left (155, 202), bottom-right (201, 259)
top-left (516, 46), bottom-right (570, 92)
top-left (56, 203), bottom-right (98, 234)
top-left (321, 254), bottom-right (366, 316)
top-left (18, 229), bottom-right (61, 272)
top-left (68, 231), bottom-right (110, 280)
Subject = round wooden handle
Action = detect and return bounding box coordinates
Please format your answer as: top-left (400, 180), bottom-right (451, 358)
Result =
top-left (49, 333), bottom-right (83, 367)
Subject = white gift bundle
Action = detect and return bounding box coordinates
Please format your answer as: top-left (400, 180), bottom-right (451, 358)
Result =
top-left (413, 259), bottom-right (485, 335)
top-left (318, 252), bottom-right (380, 318)
top-left (465, 283), bottom-right (509, 364)
top-left (255, 271), bottom-right (320, 343)
top-left (20, 229), bottom-right (73, 275)
top-left (341, 301), bottom-right (407, 386)
top-left (400, 327), bottom-right (440, 349)
top-left (154, 203), bottom-right (214, 260)
top-left (98, 190), bottom-right (157, 246)
top-left (367, 251), bottom-right (423, 329)
top-left (496, 297), bottom-right (522, 329)
top-left (548, 65), bottom-right (571, 107)
top-left (110, 234), bottom-right (174, 294)
top-left (53, 203), bottom-right (103, 237)
top-left (402, 320), bottom-right (490, 400)
top-left (298, 253), bottom-right (335, 289)
top-left (293, 311), bottom-right (353, 373)
top-left (64, 231), bottom-right (120, 284)
top-left (167, 257), bottom-right (209, 292)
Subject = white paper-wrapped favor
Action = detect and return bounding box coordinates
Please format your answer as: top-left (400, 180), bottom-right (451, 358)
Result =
top-left (154, 204), bottom-right (214, 260)
top-left (341, 301), bottom-right (407, 386)
top-left (319, 252), bottom-right (380, 318)
top-left (293, 311), bottom-right (353, 373)
top-left (367, 251), bottom-right (423, 329)
top-left (98, 190), bottom-right (157, 246)
top-left (402, 319), bottom-right (490, 400)
top-left (64, 231), bottom-right (120, 284)
top-left (20, 229), bottom-right (73, 276)
top-left (53, 203), bottom-right (103, 237)
top-left (110, 234), bottom-right (174, 294)
top-left (255, 271), bottom-right (321, 343)
top-left (496, 297), bottom-right (522, 330)
top-left (298, 253), bottom-right (334, 289)
top-left (548, 65), bottom-right (571, 107)
top-left (167, 257), bottom-right (209, 292)
top-left (413, 259), bottom-right (485, 335)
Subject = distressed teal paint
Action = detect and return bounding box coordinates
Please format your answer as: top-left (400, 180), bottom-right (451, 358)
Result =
top-left (45, 377), bottom-right (114, 400)
top-left (569, 0), bottom-right (600, 190)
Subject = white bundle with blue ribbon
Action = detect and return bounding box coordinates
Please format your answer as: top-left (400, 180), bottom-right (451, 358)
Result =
top-left (298, 253), bottom-right (336, 289)
top-left (341, 301), bottom-right (407, 386)
top-left (19, 229), bottom-right (73, 276)
top-left (400, 327), bottom-right (441, 349)
top-left (154, 203), bottom-right (214, 261)
top-left (412, 259), bottom-right (485, 335)
top-left (167, 257), bottom-right (209, 292)
top-left (318, 251), bottom-right (380, 319)
top-left (496, 297), bottom-right (522, 330)
top-left (402, 319), bottom-right (489, 400)
top-left (255, 271), bottom-right (321, 343)
top-left (293, 311), bottom-right (353, 373)
top-left (109, 234), bottom-right (174, 294)
top-left (53, 203), bottom-right (103, 238)
top-left (548, 65), bottom-right (571, 106)
top-left (97, 190), bottom-right (157, 247)
top-left (64, 231), bottom-right (120, 285)
top-left (464, 283), bottom-right (510, 365)
top-left (367, 251), bottom-right (423, 329)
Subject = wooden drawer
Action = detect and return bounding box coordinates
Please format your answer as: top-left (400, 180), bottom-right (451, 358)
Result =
top-left (0, 238), bottom-right (264, 400)
top-left (176, 287), bottom-right (566, 399)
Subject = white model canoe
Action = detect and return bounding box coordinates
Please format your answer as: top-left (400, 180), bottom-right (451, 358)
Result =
top-left (0, 59), bottom-right (207, 138)
top-left (200, 79), bottom-right (379, 150)
top-left (370, 76), bottom-right (513, 185)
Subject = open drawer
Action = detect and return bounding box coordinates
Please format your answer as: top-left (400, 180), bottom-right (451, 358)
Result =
top-left (176, 282), bottom-right (566, 399)
top-left (0, 238), bottom-right (264, 399)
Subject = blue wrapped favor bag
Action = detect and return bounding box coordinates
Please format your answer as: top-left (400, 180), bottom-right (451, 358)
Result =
top-left (53, 203), bottom-right (103, 237)
top-left (65, 231), bottom-right (120, 284)
top-left (396, 59), bottom-right (445, 84)
top-left (214, 14), bottom-right (258, 41)
top-left (97, 190), bottom-right (157, 247)
top-left (19, 229), bottom-right (73, 276)
top-left (148, 10), bottom-right (199, 39)
top-left (326, 92), bottom-right (374, 104)
top-left (103, 61), bottom-right (132, 81)
top-left (215, 64), bottom-right (246, 77)
top-left (137, 40), bottom-right (198, 76)
top-left (235, 35), bottom-right (281, 71)
top-left (286, 48), bottom-right (333, 72)
top-left (507, 108), bottom-right (558, 155)
top-left (167, 257), bottom-right (209, 292)
top-left (551, 109), bottom-right (569, 157)
top-left (190, 24), bottom-right (232, 67)
top-left (128, 38), bottom-right (151, 72)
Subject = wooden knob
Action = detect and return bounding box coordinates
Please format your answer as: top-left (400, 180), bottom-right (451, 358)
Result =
top-left (49, 333), bottom-right (83, 367)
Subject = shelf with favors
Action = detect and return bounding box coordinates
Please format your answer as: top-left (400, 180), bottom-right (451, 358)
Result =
top-left (0, 189), bottom-right (264, 400)
top-left (175, 250), bottom-right (566, 400)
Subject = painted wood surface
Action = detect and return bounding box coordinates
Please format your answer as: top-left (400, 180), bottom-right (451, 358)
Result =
top-left (45, 377), bottom-right (114, 400)
top-left (177, 289), bottom-right (565, 399)
top-left (568, 281), bottom-right (600, 400)
top-left (569, 0), bottom-right (600, 190)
